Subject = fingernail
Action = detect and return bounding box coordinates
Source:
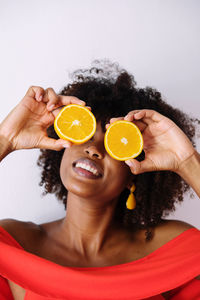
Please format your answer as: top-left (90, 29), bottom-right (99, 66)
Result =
top-left (39, 95), bottom-right (43, 101)
top-left (63, 143), bottom-right (70, 148)
top-left (125, 160), bottom-right (132, 167)
top-left (48, 104), bottom-right (55, 110)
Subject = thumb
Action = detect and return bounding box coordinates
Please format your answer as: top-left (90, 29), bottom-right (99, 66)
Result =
top-left (38, 137), bottom-right (72, 151)
top-left (125, 157), bottom-right (156, 174)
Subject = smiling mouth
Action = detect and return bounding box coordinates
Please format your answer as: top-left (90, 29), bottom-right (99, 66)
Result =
top-left (72, 163), bottom-right (102, 180)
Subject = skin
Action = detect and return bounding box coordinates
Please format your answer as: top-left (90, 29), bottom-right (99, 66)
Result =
top-left (54, 122), bottom-right (135, 258)
top-left (40, 88), bottom-right (200, 262)
top-left (1, 86), bottom-right (200, 299)
top-left (1, 85), bottom-right (200, 259)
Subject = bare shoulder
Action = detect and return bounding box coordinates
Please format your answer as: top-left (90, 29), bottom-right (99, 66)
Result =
top-left (0, 218), bottom-right (41, 251)
top-left (159, 219), bottom-right (200, 283)
top-left (159, 218), bottom-right (196, 231)
top-left (142, 219), bottom-right (196, 255)
top-left (155, 219), bottom-right (196, 242)
top-left (0, 218), bottom-right (37, 232)
top-left (155, 219), bottom-right (200, 284)
top-left (155, 219), bottom-right (199, 281)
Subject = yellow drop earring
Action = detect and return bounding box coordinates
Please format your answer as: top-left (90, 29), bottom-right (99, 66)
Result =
top-left (126, 183), bottom-right (136, 210)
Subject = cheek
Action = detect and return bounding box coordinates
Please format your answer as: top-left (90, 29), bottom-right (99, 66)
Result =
top-left (112, 161), bottom-right (131, 181)
top-left (107, 162), bottom-right (131, 191)
top-left (59, 150), bottom-right (71, 182)
top-left (115, 170), bottom-right (130, 188)
top-left (103, 174), bottom-right (129, 201)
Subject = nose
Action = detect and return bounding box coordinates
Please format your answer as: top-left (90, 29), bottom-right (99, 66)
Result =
top-left (84, 145), bottom-right (104, 159)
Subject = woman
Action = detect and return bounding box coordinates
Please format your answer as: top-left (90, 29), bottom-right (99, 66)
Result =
top-left (0, 60), bottom-right (200, 299)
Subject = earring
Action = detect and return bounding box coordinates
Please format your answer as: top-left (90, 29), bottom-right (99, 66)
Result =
top-left (126, 183), bottom-right (136, 210)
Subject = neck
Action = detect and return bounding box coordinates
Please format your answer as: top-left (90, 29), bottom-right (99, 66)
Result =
top-left (58, 192), bottom-right (122, 259)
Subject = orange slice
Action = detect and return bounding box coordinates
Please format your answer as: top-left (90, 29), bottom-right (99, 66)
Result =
top-left (104, 120), bottom-right (143, 161)
top-left (54, 104), bottom-right (96, 144)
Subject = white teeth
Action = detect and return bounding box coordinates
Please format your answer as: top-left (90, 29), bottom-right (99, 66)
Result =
top-left (75, 162), bottom-right (99, 176)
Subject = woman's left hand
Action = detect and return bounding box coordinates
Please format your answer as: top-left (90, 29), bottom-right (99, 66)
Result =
top-left (106, 109), bottom-right (196, 175)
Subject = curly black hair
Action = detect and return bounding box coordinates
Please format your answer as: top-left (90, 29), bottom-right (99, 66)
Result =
top-left (37, 59), bottom-right (199, 241)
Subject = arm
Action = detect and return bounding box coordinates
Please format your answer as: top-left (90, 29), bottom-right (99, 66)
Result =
top-left (0, 134), bottom-right (13, 162)
top-left (175, 151), bottom-right (200, 198)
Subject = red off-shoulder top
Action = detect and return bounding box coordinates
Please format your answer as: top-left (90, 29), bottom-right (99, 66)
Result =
top-left (0, 225), bottom-right (199, 299)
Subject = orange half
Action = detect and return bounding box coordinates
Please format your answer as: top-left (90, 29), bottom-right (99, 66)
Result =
top-left (104, 120), bottom-right (143, 161)
top-left (54, 104), bottom-right (96, 144)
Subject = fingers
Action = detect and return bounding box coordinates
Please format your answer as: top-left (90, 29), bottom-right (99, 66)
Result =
top-left (43, 88), bottom-right (63, 111)
top-left (125, 109), bottom-right (165, 125)
top-left (110, 117), bottom-right (124, 123)
top-left (38, 136), bottom-right (73, 151)
top-left (42, 88), bottom-right (59, 110)
top-left (35, 88), bottom-right (45, 101)
top-left (58, 95), bottom-right (86, 107)
top-left (125, 157), bottom-right (156, 175)
top-left (25, 86), bottom-right (45, 101)
top-left (105, 116), bottom-right (147, 132)
top-left (105, 117), bottom-right (124, 130)
top-left (132, 120), bottom-right (147, 132)
top-left (43, 89), bottom-right (89, 111)
top-left (106, 109), bottom-right (165, 133)
top-left (30, 86), bottom-right (90, 112)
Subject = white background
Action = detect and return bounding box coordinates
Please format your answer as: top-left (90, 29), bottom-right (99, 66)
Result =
top-left (0, 0), bottom-right (199, 227)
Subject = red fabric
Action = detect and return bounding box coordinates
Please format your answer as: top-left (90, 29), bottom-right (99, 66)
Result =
top-left (0, 225), bottom-right (199, 300)
top-left (170, 278), bottom-right (200, 299)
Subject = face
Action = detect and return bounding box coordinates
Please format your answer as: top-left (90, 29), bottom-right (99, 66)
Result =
top-left (60, 122), bottom-right (134, 205)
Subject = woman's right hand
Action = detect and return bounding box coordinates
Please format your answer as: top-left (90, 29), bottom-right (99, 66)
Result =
top-left (0, 86), bottom-right (86, 152)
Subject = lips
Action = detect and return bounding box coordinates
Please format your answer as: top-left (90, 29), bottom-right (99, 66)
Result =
top-left (72, 157), bottom-right (103, 178)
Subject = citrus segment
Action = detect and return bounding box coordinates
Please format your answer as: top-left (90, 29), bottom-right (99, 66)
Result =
top-left (54, 104), bottom-right (96, 144)
top-left (104, 120), bottom-right (143, 161)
